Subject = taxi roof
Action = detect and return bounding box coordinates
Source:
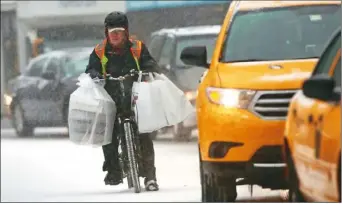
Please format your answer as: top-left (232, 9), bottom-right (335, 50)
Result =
top-left (237, 1), bottom-right (341, 11)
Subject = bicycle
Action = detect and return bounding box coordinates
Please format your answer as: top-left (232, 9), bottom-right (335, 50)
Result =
top-left (93, 69), bottom-right (152, 193)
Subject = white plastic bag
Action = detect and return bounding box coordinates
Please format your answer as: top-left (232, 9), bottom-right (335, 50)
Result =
top-left (154, 73), bottom-right (195, 126)
top-left (68, 73), bottom-right (116, 147)
top-left (133, 72), bottom-right (195, 133)
top-left (133, 73), bottom-right (167, 133)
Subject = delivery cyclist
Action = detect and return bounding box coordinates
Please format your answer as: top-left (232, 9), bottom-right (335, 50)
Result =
top-left (85, 11), bottom-right (160, 191)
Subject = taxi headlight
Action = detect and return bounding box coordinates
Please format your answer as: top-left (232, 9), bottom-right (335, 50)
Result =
top-left (206, 87), bottom-right (256, 109)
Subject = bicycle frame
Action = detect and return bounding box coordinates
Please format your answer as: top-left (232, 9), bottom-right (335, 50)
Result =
top-left (93, 70), bottom-right (150, 193)
top-left (106, 71), bottom-right (147, 193)
top-left (115, 78), bottom-right (143, 172)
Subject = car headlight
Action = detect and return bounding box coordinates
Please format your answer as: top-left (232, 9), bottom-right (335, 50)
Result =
top-left (206, 87), bottom-right (256, 108)
top-left (4, 94), bottom-right (12, 106)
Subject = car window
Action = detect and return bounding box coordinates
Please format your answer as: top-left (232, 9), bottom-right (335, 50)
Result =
top-left (221, 5), bottom-right (341, 63)
top-left (175, 35), bottom-right (217, 67)
top-left (44, 57), bottom-right (61, 75)
top-left (312, 33), bottom-right (341, 75)
top-left (332, 58), bottom-right (341, 87)
top-left (65, 56), bottom-right (89, 77)
top-left (148, 35), bottom-right (166, 61)
top-left (26, 57), bottom-right (49, 77)
top-left (159, 37), bottom-right (175, 66)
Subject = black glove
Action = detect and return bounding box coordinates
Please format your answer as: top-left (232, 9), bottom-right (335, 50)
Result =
top-left (88, 70), bottom-right (103, 79)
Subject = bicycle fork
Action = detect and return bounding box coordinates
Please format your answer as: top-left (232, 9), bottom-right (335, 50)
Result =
top-left (117, 79), bottom-right (142, 192)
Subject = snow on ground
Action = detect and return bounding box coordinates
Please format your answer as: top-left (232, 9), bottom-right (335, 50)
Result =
top-left (1, 127), bottom-right (283, 202)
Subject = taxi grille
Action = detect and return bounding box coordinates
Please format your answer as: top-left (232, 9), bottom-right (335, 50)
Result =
top-left (249, 90), bottom-right (298, 120)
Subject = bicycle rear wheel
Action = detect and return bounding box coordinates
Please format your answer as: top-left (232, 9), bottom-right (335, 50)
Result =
top-left (123, 121), bottom-right (141, 193)
top-left (119, 151), bottom-right (133, 188)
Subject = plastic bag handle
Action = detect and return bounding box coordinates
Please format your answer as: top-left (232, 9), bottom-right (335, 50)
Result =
top-left (76, 73), bottom-right (97, 88)
top-left (137, 71), bottom-right (155, 82)
top-left (137, 71), bottom-right (142, 82)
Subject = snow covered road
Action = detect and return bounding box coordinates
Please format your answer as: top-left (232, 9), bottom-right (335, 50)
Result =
top-left (1, 128), bottom-right (284, 202)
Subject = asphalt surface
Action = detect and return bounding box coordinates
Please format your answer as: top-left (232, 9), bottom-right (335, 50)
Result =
top-left (1, 119), bottom-right (286, 202)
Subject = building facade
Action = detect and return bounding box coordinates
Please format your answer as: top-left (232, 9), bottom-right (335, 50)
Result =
top-left (16, 1), bottom-right (126, 73)
top-left (1, 1), bottom-right (17, 115)
top-left (125, 1), bottom-right (231, 43)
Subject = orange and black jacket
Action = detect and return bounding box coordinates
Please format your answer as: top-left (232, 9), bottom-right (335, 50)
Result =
top-left (85, 39), bottom-right (161, 104)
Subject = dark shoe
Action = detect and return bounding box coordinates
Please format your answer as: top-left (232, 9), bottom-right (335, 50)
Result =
top-left (104, 171), bottom-right (123, 186)
top-left (144, 178), bottom-right (159, 191)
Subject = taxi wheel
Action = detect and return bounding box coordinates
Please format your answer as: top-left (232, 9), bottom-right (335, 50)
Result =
top-left (200, 153), bottom-right (237, 202)
top-left (287, 153), bottom-right (305, 202)
top-left (202, 173), bottom-right (237, 202)
top-left (216, 177), bottom-right (237, 202)
top-left (199, 147), bottom-right (205, 200)
top-left (338, 156), bottom-right (341, 202)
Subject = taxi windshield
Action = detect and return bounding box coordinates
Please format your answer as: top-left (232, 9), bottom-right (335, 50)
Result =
top-left (221, 5), bottom-right (341, 63)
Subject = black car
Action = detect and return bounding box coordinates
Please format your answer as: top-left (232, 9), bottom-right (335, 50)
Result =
top-left (147, 25), bottom-right (220, 140)
top-left (8, 48), bottom-right (92, 137)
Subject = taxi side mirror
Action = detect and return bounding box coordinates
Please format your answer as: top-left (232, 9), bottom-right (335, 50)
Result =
top-left (302, 74), bottom-right (340, 102)
top-left (180, 46), bottom-right (209, 68)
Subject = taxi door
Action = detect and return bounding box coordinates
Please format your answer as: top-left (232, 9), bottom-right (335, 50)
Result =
top-left (292, 33), bottom-right (341, 200)
top-left (309, 51), bottom-right (340, 201)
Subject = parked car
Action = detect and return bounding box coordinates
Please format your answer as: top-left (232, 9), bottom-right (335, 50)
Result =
top-left (148, 25), bottom-right (220, 140)
top-left (8, 48), bottom-right (92, 136)
top-left (180, 0), bottom-right (341, 202)
top-left (284, 28), bottom-right (341, 202)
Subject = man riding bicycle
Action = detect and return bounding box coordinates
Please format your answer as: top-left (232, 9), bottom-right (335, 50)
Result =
top-left (85, 11), bottom-right (160, 191)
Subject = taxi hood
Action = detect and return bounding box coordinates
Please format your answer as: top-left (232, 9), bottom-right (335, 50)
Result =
top-left (215, 59), bottom-right (318, 90)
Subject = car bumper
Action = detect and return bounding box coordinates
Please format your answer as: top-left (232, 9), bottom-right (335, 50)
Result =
top-left (202, 145), bottom-right (288, 189)
top-left (197, 104), bottom-right (286, 162)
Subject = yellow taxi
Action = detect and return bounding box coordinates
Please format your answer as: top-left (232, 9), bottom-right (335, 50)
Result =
top-left (180, 1), bottom-right (341, 202)
top-left (284, 29), bottom-right (341, 202)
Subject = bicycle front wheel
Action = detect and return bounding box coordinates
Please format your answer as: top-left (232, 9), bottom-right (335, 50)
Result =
top-left (123, 121), bottom-right (141, 193)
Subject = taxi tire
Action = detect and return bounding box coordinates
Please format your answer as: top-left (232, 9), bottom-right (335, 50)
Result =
top-left (287, 153), bottom-right (305, 202)
top-left (202, 173), bottom-right (237, 202)
top-left (199, 147), bottom-right (237, 202)
top-left (338, 156), bottom-right (341, 202)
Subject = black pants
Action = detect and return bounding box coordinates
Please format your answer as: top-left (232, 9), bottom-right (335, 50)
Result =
top-left (102, 90), bottom-right (156, 181)
top-left (102, 120), bottom-right (156, 180)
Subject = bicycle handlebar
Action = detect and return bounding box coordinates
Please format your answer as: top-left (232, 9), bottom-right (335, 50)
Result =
top-left (93, 70), bottom-right (152, 82)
